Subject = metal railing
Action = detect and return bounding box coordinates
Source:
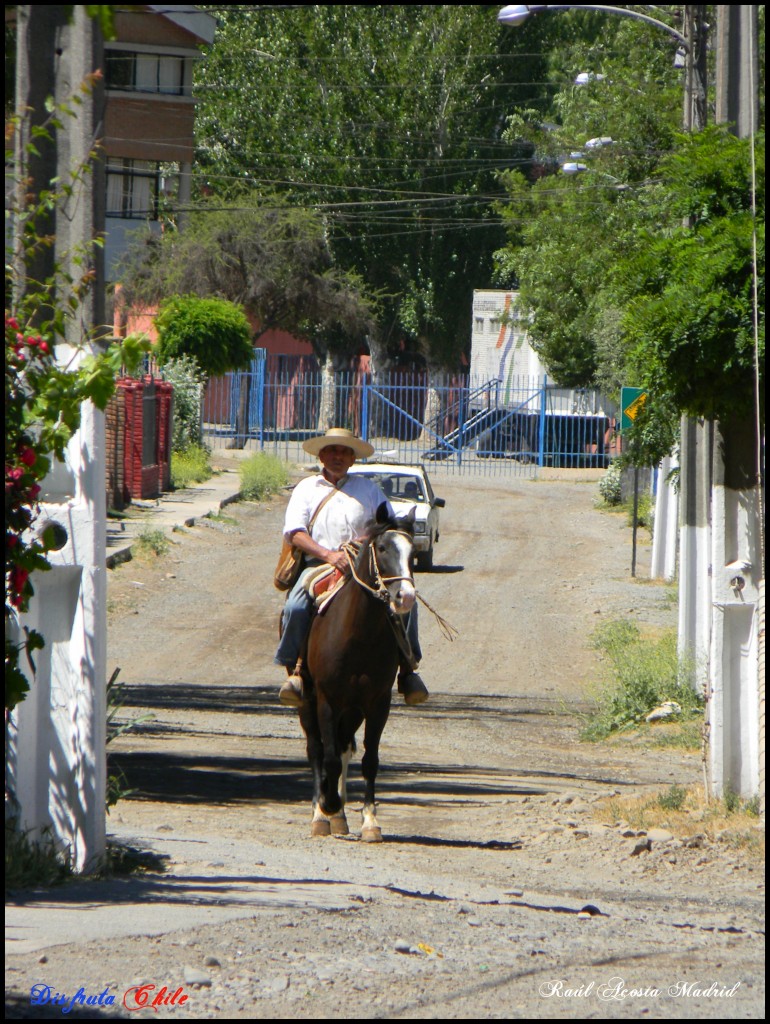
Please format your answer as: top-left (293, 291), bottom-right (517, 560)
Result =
top-left (202, 364), bottom-right (619, 475)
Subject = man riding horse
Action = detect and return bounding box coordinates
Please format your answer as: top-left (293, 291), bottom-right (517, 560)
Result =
top-left (275, 427), bottom-right (429, 708)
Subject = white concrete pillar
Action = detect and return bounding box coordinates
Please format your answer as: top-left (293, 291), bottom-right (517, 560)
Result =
top-left (7, 6), bottom-right (107, 871)
top-left (650, 454), bottom-right (679, 582)
top-left (677, 418), bottom-right (713, 691)
top-left (708, 420), bottom-right (762, 799)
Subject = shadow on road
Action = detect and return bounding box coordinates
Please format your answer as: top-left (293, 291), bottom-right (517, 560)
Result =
top-left (108, 746), bottom-right (637, 808)
top-left (114, 682), bottom-right (582, 720)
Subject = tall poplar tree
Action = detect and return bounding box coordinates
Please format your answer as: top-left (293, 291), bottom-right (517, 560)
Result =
top-left (193, 5), bottom-right (551, 372)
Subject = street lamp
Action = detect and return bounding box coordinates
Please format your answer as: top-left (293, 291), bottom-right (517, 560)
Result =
top-left (498, 4), bottom-right (706, 131)
top-left (497, 5), bottom-right (688, 47)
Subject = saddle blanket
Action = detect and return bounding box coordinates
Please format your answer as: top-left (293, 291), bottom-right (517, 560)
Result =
top-left (302, 564), bottom-right (347, 614)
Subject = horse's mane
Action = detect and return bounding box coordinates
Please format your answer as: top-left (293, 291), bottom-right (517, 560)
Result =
top-left (364, 513), bottom-right (414, 541)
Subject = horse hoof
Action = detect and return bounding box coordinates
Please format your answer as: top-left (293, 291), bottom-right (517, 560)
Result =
top-left (330, 814), bottom-right (349, 835)
top-left (361, 826), bottom-right (383, 843)
top-left (311, 818), bottom-right (331, 837)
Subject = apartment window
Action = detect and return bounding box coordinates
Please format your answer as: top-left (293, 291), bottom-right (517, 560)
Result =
top-left (106, 51), bottom-right (187, 96)
top-left (106, 159), bottom-right (160, 219)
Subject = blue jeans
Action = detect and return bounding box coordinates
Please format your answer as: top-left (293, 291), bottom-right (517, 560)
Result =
top-left (274, 570), bottom-right (422, 670)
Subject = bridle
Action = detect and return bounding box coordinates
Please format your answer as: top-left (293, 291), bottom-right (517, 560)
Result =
top-left (342, 528), bottom-right (414, 605)
top-left (342, 527), bottom-right (459, 644)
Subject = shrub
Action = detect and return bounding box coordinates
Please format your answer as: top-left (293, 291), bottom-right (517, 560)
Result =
top-left (581, 619), bottom-right (704, 740)
top-left (5, 823), bottom-right (73, 892)
top-left (170, 445), bottom-right (212, 489)
top-left (239, 453), bottom-right (289, 500)
top-left (155, 295), bottom-right (253, 377)
top-left (133, 528), bottom-right (170, 558)
top-left (598, 460), bottom-right (623, 505)
top-left (160, 354), bottom-right (206, 452)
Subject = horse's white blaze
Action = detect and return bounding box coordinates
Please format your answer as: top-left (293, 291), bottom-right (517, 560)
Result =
top-left (386, 532), bottom-right (416, 614)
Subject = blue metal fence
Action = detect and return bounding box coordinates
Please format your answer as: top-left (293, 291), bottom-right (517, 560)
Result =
top-left (202, 364), bottom-right (619, 475)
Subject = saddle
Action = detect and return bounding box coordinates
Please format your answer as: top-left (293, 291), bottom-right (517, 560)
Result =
top-left (301, 547), bottom-right (418, 669)
top-left (302, 564), bottom-right (348, 615)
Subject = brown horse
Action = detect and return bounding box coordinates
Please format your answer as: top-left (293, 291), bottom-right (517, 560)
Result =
top-left (297, 503), bottom-right (416, 842)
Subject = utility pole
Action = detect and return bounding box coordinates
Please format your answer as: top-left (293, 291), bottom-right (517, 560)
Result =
top-left (676, 6), bottom-right (711, 739)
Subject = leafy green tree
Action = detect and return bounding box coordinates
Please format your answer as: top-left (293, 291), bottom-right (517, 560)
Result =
top-left (193, 5), bottom-right (552, 371)
top-left (493, 8), bottom-right (687, 390)
top-left (621, 127), bottom-right (764, 427)
top-left (120, 200), bottom-right (378, 367)
top-left (155, 295), bottom-right (253, 377)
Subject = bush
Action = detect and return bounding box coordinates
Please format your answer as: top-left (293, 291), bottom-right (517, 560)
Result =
top-left (134, 528), bottom-right (170, 558)
top-left (581, 619), bottom-right (704, 740)
top-left (598, 460), bottom-right (622, 505)
top-left (627, 490), bottom-right (654, 533)
top-left (156, 295), bottom-right (253, 377)
top-left (160, 354), bottom-right (206, 452)
top-left (239, 453), bottom-right (289, 500)
top-left (170, 445), bottom-right (212, 489)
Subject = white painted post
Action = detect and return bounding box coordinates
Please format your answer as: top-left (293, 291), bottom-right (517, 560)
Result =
top-left (7, 6), bottom-right (107, 871)
top-left (708, 435), bottom-right (762, 797)
top-left (650, 454), bottom-right (679, 582)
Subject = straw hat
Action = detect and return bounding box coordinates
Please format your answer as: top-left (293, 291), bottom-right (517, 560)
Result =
top-left (302, 427), bottom-right (374, 459)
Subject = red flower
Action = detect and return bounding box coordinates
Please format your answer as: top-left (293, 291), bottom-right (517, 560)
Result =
top-left (20, 448), bottom-right (37, 467)
top-left (10, 566), bottom-right (29, 598)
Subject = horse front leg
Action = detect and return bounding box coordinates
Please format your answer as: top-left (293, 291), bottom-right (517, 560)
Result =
top-left (328, 744), bottom-right (352, 835)
top-left (360, 695), bottom-right (391, 843)
top-left (317, 697), bottom-right (343, 818)
top-left (299, 701), bottom-right (331, 837)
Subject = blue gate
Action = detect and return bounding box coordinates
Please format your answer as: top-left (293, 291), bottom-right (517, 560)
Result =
top-left (202, 367), bottom-right (618, 474)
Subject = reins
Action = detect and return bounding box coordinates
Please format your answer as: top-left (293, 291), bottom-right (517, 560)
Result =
top-left (341, 532), bottom-right (413, 603)
top-left (341, 530), bottom-right (458, 642)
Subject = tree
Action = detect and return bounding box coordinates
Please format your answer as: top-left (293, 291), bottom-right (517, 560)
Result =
top-left (5, 86), bottom-right (149, 711)
top-left (493, 11), bottom-right (764, 464)
top-left (620, 127), bottom-right (764, 429)
top-left (493, 8), bottom-right (686, 393)
top-left (119, 200), bottom-right (378, 367)
top-left (193, 5), bottom-right (553, 372)
top-left (155, 295), bottom-right (253, 378)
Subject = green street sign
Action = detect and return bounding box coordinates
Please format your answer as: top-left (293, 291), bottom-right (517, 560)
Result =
top-left (620, 387), bottom-right (647, 430)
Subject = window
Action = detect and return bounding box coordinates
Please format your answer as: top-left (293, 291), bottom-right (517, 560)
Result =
top-left (106, 159), bottom-right (159, 219)
top-left (106, 51), bottom-right (187, 96)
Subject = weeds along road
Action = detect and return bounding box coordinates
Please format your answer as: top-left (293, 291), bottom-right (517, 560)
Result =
top-left (6, 469), bottom-right (764, 1019)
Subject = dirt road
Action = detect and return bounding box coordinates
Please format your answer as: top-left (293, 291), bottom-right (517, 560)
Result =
top-left (6, 468), bottom-right (764, 1019)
